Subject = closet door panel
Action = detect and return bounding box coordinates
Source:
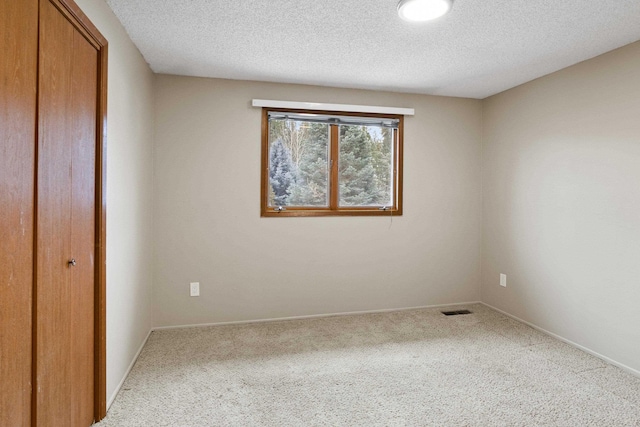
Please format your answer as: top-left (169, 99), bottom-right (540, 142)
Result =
top-left (0, 0), bottom-right (38, 425)
top-left (69, 26), bottom-right (97, 423)
top-left (36, 0), bottom-right (97, 425)
top-left (36, 1), bottom-right (74, 424)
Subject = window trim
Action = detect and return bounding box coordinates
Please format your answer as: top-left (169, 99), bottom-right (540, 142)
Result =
top-left (260, 107), bottom-right (404, 217)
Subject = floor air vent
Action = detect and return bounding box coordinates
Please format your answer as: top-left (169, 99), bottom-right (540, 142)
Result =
top-left (441, 309), bottom-right (473, 316)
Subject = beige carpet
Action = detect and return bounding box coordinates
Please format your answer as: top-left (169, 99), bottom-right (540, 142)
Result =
top-left (94, 304), bottom-right (640, 426)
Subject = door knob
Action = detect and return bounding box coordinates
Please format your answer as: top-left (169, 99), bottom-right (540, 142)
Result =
top-left (68, 259), bottom-right (76, 267)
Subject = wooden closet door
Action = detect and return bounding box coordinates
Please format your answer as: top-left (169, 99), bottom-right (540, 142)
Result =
top-left (0, 0), bottom-right (38, 425)
top-left (36, 0), bottom-right (98, 425)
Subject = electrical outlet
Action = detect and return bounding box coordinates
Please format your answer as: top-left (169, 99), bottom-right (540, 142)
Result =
top-left (500, 274), bottom-right (507, 287)
top-left (190, 282), bottom-right (200, 297)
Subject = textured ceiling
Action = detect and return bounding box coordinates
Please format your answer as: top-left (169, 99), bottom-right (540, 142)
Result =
top-left (105, 0), bottom-right (640, 99)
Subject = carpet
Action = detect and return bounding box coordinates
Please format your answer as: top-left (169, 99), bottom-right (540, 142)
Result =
top-left (94, 304), bottom-right (640, 426)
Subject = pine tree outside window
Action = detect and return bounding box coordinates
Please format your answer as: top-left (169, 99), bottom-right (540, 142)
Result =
top-left (261, 108), bottom-right (403, 217)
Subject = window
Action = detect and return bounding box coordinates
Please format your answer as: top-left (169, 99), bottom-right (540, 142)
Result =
top-left (261, 108), bottom-right (403, 217)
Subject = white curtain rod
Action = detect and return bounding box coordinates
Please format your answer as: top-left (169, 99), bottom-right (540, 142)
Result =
top-left (252, 99), bottom-right (415, 116)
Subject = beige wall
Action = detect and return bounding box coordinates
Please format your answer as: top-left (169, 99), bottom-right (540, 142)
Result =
top-left (482, 41), bottom-right (640, 373)
top-left (75, 0), bottom-right (155, 405)
top-left (71, 0), bottom-right (640, 401)
top-left (153, 76), bottom-right (482, 327)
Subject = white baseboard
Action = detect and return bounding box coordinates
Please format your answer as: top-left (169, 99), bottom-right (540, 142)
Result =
top-left (107, 328), bottom-right (153, 409)
top-left (152, 301), bottom-right (482, 331)
top-left (480, 302), bottom-right (640, 379)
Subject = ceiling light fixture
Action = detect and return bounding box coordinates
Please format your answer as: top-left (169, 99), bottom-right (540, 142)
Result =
top-left (397, 0), bottom-right (453, 22)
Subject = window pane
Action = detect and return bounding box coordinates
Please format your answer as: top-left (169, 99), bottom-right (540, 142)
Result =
top-left (339, 125), bottom-right (393, 207)
top-left (268, 120), bottom-right (329, 207)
